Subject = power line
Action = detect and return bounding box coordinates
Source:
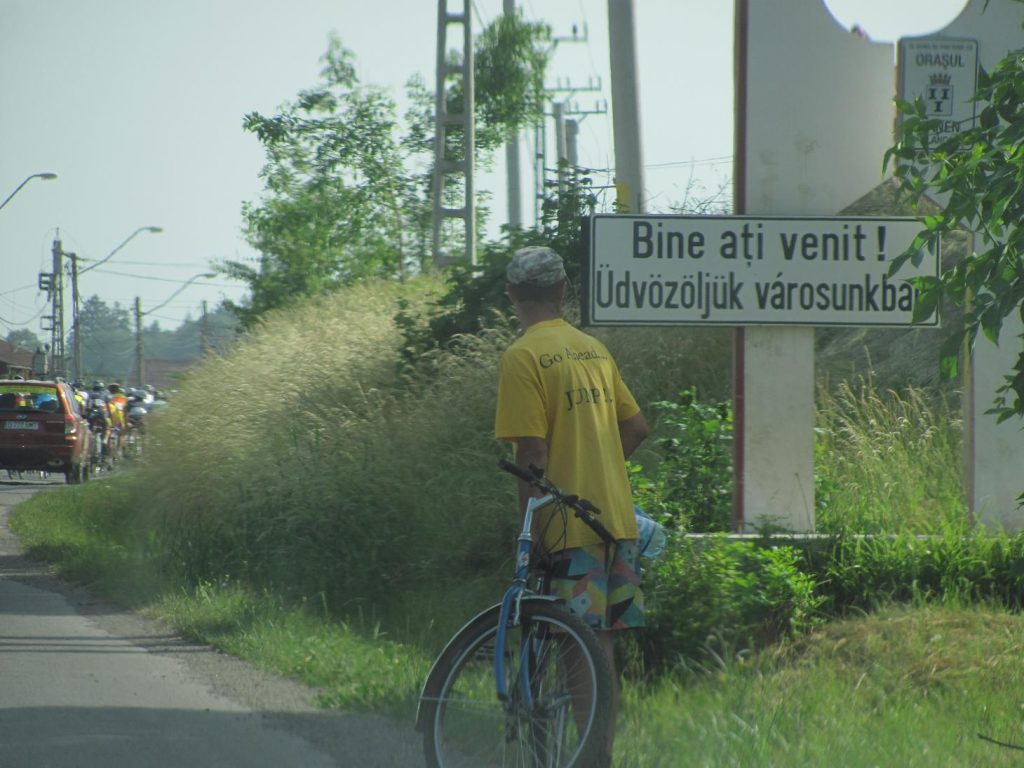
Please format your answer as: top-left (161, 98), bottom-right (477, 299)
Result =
top-left (0, 304), bottom-right (47, 327)
top-left (471, 0), bottom-right (486, 30)
top-left (86, 267), bottom-right (237, 288)
top-left (86, 259), bottom-right (213, 268)
top-left (144, 311), bottom-right (202, 324)
top-left (0, 292), bottom-right (45, 312)
top-left (0, 283), bottom-right (37, 298)
top-left (646, 155), bottom-right (734, 170)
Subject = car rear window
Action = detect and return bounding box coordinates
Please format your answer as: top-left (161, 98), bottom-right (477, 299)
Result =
top-left (0, 385), bottom-right (63, 413)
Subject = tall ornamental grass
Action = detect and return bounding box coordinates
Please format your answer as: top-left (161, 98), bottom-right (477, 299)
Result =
top-left (152, 282), bottom-right (514, 595)
top-left (104, 278), bottom-right (730, 645)
top-left (814, 381), bottom-right (965, 533)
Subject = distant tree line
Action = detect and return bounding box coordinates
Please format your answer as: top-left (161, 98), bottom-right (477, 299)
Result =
top-left (4, 296), bottom-right (236, 383)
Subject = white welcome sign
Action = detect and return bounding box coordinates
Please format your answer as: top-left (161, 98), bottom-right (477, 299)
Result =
top-left (585, 214), bottom-right (939, 327)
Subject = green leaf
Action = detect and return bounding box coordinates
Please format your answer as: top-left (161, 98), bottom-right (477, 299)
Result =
top-left (938, 331), bottom-right (964, 379)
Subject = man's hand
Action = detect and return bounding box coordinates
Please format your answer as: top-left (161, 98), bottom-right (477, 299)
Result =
top-left (513, 437), bottom-right (548, 518)
top-left (618, 411), bottom-right (650, 459)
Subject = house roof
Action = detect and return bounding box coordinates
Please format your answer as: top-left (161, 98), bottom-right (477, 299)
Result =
top-left (0, 339), bottom-right (36, 371)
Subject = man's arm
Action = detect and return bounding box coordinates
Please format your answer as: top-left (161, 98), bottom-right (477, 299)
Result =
top-left (618, 410), bottom-right (650, 459)
top-left (513, 436), bottom-right (548, 518)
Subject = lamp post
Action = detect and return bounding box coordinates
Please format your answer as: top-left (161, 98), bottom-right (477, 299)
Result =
top-left (134, 272), bottom-right (216, 387)
top-left (79, 225), bottom-right (163, 274)
top-left (70, 225), bottom-right (163, 380)
top-left (0, 172), bottom-right (57, 213)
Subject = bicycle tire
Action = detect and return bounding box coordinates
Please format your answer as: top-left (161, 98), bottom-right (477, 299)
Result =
top-left (421, 599), bottom-right (612, 768)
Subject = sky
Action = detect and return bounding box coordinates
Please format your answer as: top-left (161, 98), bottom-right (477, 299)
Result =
top-left (0, 0), bottom-right (970, 342)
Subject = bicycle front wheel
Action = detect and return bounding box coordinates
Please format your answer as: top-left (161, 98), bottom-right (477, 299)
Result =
top-left (422, 599), bottom-right (612, 768)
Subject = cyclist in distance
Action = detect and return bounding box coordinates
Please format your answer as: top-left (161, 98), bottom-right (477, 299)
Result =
top-left (107, 383), bottom-right (128, 456)
top-left (494, 245), bottom-right (650, 766)
top-left (86, 382), bottom-right (112, 460)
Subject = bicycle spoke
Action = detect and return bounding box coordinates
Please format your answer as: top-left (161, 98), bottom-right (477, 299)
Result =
top-left (424, 602), bottom-right (609, 768)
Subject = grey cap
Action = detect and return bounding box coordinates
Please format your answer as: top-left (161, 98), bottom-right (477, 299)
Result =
top-left (506, 246), bottom-right (567, 287)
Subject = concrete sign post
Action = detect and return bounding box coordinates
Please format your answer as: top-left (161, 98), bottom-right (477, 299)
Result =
top-left (734, 0), bottom-right (898, 533)
top-left (585, 214), bottom-right (938, 327)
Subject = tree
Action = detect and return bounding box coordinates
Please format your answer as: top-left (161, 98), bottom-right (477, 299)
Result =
top-left (468, 11), bottom-right (551, 153)
top-left (223, 35), bottom-right (421, 327)
top-left (397, 167), bottom-right (599, 366)
top-left (73, 295), bottom-right (133, 380)
top-left (886, 46), bottom-right (1024, 420)
top-left (5, 329), bottom-right (41, 352)
top-left (224, 16), bottom-right (552, 329)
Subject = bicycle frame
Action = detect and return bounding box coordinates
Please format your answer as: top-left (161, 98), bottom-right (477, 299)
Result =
top-left (494, 490), bottom-right (556, 705)
top-left (416, 460), bottom-right (614, 733)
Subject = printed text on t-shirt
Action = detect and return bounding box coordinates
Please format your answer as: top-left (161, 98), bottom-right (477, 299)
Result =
top-left (565, 386), bottom-right (612, 412)
top-left (539, 347), bottom-right (609, 369)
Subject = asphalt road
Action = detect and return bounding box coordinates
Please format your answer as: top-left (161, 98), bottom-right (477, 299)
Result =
top-left (0, 476), bottom-right (425, 767)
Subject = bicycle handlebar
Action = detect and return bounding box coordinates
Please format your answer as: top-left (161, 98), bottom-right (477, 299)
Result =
top-left (496, 458), bottom-right (537, 484)
top-left (497, 459), bottom-right (614, 545)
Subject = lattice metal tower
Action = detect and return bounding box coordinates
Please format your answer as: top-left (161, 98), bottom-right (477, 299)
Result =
top-left (431, 0), bottom-right (475, 266)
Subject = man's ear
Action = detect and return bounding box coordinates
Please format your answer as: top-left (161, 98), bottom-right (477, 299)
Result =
top-left (557, 281), bottom-right (568, 303)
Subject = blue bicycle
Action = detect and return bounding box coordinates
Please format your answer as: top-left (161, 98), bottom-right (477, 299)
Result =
top-left (416, 460), bottom-right (614, 767)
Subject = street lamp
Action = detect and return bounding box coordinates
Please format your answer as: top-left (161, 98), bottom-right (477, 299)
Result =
top-left (0, 172), bottom-right (57, 212)
top-left (79, 225), bottom-right (163, 274)
top-left (141, 272), bottom-right (216, 317)
top-left (133, 272), bottom-right (217, 386)
top-left (71, 224), bottom-right (162, 379)
top-left (69, 224), bottom-right (161, 380)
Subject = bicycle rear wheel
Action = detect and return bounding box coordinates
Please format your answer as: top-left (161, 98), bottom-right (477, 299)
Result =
top-left (421, 600), bottom-right (612, 768)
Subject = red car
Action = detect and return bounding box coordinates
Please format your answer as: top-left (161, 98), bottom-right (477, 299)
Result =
top-left (0, 379), bottom-right (92, 483)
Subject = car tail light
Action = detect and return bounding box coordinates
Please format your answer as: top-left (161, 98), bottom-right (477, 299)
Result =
top-left (64, 414), bottom-right (77, 435)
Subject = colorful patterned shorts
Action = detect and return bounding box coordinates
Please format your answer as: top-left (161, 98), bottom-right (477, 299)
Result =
top-left (543, 540), bottom-right (645, 631)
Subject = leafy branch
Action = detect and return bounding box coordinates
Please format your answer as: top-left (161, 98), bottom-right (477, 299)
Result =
top-left (886, 50), bottom-right (1024, 420)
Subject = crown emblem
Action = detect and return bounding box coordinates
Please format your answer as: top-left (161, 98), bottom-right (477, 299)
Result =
top-left (929, 72), bottom-right (952, 87)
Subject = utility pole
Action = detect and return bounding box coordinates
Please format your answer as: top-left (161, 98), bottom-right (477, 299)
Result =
top-left (431, 0), bottom-right (475, 266)
top-left (49, 236), bottom-right (66, 378)
top-left (68, 252), bottom-right (81, 381)
top-left (607, 0), bottom-right (645, 213)
top-left (534, 75), bottom-right (604, 225)
top-left (134, 297), bottom-right (144, 388)
top-left (200, 300), bottom-right (211, 357)
top-left (566, 119), bottom-right (579, 168)
top-left (553, 101), bottom-right (567, 195)
top-left (504, 0), bottom-right (522, 230)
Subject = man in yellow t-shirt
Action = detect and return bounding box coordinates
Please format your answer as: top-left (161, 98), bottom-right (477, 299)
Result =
top-left (494, 245), bottom-right (650, 765)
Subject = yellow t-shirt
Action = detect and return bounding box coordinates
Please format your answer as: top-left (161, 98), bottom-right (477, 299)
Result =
top-left (495, 319), bottom-right (640, 550)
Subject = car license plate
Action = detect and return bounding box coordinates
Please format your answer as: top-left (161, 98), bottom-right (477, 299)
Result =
top-left (4, 420), bottom-right (39, 430)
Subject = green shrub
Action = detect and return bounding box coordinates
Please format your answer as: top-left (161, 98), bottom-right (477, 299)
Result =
top-left (396, 172), bottom-right (595, 364)
top-left (634, 389), bottom-right (733, 532)
top-left (642, 536), bottom-right (823, 671)
top-left (804, 528), bottom-right (1024, 616)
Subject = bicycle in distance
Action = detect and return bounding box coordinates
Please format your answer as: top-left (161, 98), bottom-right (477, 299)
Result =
top-left (416, 460), bottom-right (614, 768)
